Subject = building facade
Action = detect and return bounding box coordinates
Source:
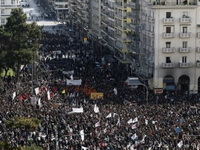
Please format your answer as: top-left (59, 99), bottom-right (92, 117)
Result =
top-left (69, 0), bottom-right (91, 41)
top-left (139, 0), bottom-right (200, 93)
top-left (69, 0), bottom-right (200, 93)
top-left (52, 0), bottom-right (69, 21)
top-left (0, 0), bottom-right (20, 25)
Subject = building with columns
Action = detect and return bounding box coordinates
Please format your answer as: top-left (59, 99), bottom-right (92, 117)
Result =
top-left (138, 0), bottom-right (200, 93)
top-left (0, 0), bottom-right (20, 25)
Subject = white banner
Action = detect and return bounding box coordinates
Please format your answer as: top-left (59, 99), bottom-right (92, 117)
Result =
top-left (72, 107), bottom-right (84, 113)
top-left (94, 104), bottom-right (100, 113)
top-left (131, 133), bottom-right (137, 141)
top-left (63, 70), bottom-right (74, 75)
top-left (35, 87), bottom-right (40, 95)
top-left (67, 79), bottom-right (82, 85)
top-left (81, 146), bottom-right (88, 150)
top-left (38, 98), bottom-right (42, 108)
top-left (177, 140), bottom-right (183, 148)
top-left (95, 121), bottom-right (100, 127)
top-left (12, 92), bottom-right (16, 100)
top-left (30, 97), bottom-right (38, 105)
top-left (80, 130), bottom-right (84, 141)
top-left (106, 113), bottom-right (112, 118)
top-left (47, 91), bottom-right (50, 100)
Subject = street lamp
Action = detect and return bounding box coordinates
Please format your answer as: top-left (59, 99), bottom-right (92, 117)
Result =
top-left (140, 83), bottom-right (148, 105)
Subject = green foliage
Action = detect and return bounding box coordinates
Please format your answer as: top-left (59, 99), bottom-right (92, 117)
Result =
top-left (0, 69), bottom-right (15, 77)
top-left (19, 144), bottom-right (43, 150)
top-left (0, 142), bottom-right (43, 150)
top-left (0, 8), bottom-right (42, 81)
top-left (6, 117), bottom-right (41, 131)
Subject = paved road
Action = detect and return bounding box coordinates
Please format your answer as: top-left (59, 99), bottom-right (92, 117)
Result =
top-left (21, 0), bottom-right (62, 32)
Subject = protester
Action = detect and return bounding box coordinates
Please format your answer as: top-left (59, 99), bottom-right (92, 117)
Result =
top-left (0, 28), bottom-right (200, 150)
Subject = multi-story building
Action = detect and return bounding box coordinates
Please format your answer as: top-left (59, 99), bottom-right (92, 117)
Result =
top-left (100, 0), bottom-right (115, 51)
top-left (90, 0), bottom-right (101, 38)
top-left (138, 0), bottom-right (200, 93)
top-left (0, 0), bottom-right (20, 25)
top-left (126, 0), bottom-right (140, 72)
top-left (69, 0), bottom-right (91, 40)
top-left (52, 0), bottom-right (69, 20)
top-left (69, 0), bottom-right (200, 93)
top-left (114, 0), bottom-right (132, 64)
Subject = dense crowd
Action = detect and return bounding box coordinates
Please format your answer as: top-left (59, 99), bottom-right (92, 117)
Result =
top-left (0, 27), bottom-right (200, 150)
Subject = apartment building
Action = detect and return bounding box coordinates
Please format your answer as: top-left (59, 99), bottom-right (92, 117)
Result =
top-left (90, 0), bottom-right (101, 38)
top-left (52, 0), bottom-right (69, 20)
top-left (69, 0), bottom-right (200, 93)
top-left (69, 0), bottom-right (91, 39)
top-left (100, 0), bottom-right (115, 51)
top-left (138, 0), bottom-right (200, 93)
top-left (114, 0), bottom-right (132, 64)
top-left (0, 0), bottom-right (20, 25)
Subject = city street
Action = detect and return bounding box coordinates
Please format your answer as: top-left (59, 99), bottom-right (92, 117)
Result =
top-left (1, 0), bottom-right (200, 149)
top-left (21, 0), bottom-right (62, 33)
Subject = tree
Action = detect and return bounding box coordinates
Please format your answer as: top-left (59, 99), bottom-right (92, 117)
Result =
top-left (5, 117), bottom-right (41, 131)
top-left (0, 8), bottom-right (42, 82)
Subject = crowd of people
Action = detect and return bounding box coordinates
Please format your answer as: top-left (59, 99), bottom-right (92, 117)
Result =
top-left (0, 26), bottom-right (200, 150)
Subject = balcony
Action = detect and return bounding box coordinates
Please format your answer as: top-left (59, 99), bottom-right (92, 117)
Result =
top-left (142, 30), bottom-right (147, 35)
top-left (179, 33), bottom-right (192, 38)
top-left (162, 33), bottom-right (175, 38)
top-left (162, 63), bottom-right (175, 68)
top-left (197, 62), bottom-right (200, 67)
top-left (196, 47), bottom-right (200, 52)
top-left (197, 32), bottom-right (200, 38)
top-left (163, 18), bottom-right (175, 23)
top-left (179, 62), bottom-right (191, 68)
top-left (148, 17), bottom-right (155, 22)
top-left (179, 17), bottom-right (191, 23)
top-left (162, 47), bottom-right (176, 53)
top-left (148, 46), bottom-right (154, 52)
top-left (179, 47), bottom-right (191, 53)
top-left (148, 31), bottom-right (154, 37)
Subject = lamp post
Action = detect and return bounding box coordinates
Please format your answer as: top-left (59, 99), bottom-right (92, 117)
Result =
top-left (140, 83), bottom-right (148, 105)
top-left (130, 52), bottom-right (149, 104)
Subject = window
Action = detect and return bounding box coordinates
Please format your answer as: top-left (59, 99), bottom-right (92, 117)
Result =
top-left (166, 12), bottom-right (171, 18)
top-left (182, 12), bottom-right (188, 18)
top-left (1, 0), bottom-right (5, 4)
top-left (166, 42), bottom-right (171, 48)
top-left (166, 57), bottom-right (171, 63)
top-left (1, 9), bottom-right (5, 14)
top-left (183, 27), bottom-right (187, 33)
top-left (182, 56), bottom-right (187, 63)
top-left (11, 0), bottom-right (15, 4)
top-left (1, 18), bottom-right (6, 24)
top-left (182, 41), bottom-right (187, 48)
top-left (166, 27), bottom-right (171, 33)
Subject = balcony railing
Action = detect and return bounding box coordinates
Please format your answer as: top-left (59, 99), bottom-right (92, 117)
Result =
top-left (179, 17), bottom-right (191, 23)
top-left (148, 17), bottom-right (155, 22)
top-left (196, 47), bottom-right (200, 53)
top-left (179, 47), bottom-right (191, 53)
top-left (142, 30), bottom-right (146, 35)
top-left (197, 32), bottom-right (200, 38)
top-left (162, 63), bottom-right (175, 68)
top-left (179, 33), bottom-right (192, 38)
top-left (148, 31), bottom-right (154, 37)
top-left (163, 18), bottom-right (175, 23)
top-left (162, 33), bottom-right (175, 38)
top-left (162, 47), bottom-right (176, 53)
top-left (179, 62), bottom-right (191, 68)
